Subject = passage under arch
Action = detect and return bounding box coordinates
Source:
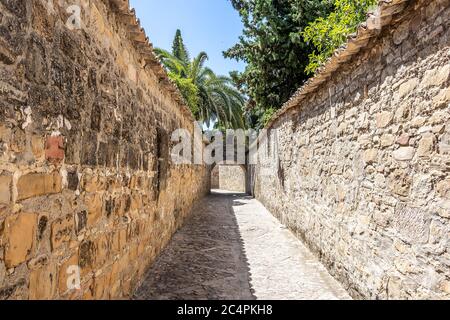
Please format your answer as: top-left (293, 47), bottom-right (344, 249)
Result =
top-left (211, 164), bottom-right (246, 193)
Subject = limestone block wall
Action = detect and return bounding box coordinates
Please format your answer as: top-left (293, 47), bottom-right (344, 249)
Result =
top-left (211, 165), bottom-right (220, 189)
top-left (216, 165), bottom-right (246, 193)
top-left (253, 0), bottom-right (450, 299)
top-left (0, 0), bottom-right (209, 299)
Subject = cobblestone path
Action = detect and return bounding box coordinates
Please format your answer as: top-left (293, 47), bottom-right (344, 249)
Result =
top-left (133, 191), bottom-right (351, 300)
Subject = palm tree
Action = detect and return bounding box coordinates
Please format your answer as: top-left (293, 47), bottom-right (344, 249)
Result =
top-left (155, 30), bottom-right (245, 129)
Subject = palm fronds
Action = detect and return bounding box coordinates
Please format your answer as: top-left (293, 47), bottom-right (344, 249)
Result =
top-left (155, 30), bottom-right (246, 129)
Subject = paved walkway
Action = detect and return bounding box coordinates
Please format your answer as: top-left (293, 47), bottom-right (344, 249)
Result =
top-left (133, 190), bottom-right (350, 300)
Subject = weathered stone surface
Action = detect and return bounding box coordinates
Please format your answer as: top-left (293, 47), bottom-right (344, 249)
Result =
top-left (58, 254), bottom-right (79, 295)
top-left (393, 205), bottom-right (429, 244)
top-left (16, 172), bottom-right (62, 201)
top-left (0, 174), bottom-right (12, 204)
top-left (211, 165), bottom-right (246, 193)
top-left (251, 0), bottom-right (450, 300)
top-left (75, 211), bottom-right (87, 235)
top-left (0, 279), bottom-right (27, 300)
top-left (211, 166), bottom-right (220, 189)
top-left (376, 111), bottom-right (394, 128)
top-left (363, 149), bottom-right (378, 164)
top-left (436, 178), bottom-right (450, 199)
top-left (393, 20), bottom-right (410, 45)
top-left (396, 134), bottom-right (410, 146)
top-left (0, 0), bottom-right (210, 300)
top-left (0, 262), bottom-right (5, 287)
top-left (37, 215), bottom-right (48, 241)
top-left (389, 169), bottom-right (412, 197)
top-left (433, 87), bottom-right (450, 106)
top-left (442, 280), bottom-right (450, 295)
top-left (67, 171), bottom-right (79, 191)
top-left (45, 136), bottom-right (64, 164)
top-left (398, 78), bottom-right (419, 98)
top-left (93, 235), bottom-right (109, 269)
top-left (0, 0), bottom-right (446, 302)
top-left (393, 147), bottom-right (416, 161)
top-left (51, 214), bottom-right (74, 251)
top-left (4, 213), bottom-right (36, 268)
top-left (82, 173), bottom-right (105, 193)
top-left (85, 193), bottom-right (103, 226)
top-left (79, 240), bottom-right (95, 275)
top-left (420, 64), bottom-right (449, 89)
top-left (27, 254), bottom-right (49, 270)
top-left (31, 135), bottom-right (45, 159)
top-left (29, 263), bottom-right (57, 300)
top-left (93, 272), bottom-right (111, 300)
top-left (380, 134), bottom-right (395, 147)
top-left (417, 133), bottom-right (435, 157)
top-left (439, 132), bottom-right (450, 154)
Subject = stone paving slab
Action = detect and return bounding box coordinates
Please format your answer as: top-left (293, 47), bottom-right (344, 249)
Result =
top-left (133, 190), bottom-right (351, 300)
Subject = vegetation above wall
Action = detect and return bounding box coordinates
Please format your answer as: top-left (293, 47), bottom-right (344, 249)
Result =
top-left (303, 0), bottom-right (378, 75)
top-left (225, 0), bottom-right (378, 129)
top-left (156, 30), bottom-right (246, 129)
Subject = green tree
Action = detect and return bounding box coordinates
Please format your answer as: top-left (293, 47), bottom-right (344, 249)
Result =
top-left (172, 29), bottom-right (190, 66)
top-left (303, 0), bottom-right (377, 74)
top-left (169, 73), bottom-right (200, 116)
top-left (224, 0), bottom-right (333, 128)
top-left (155, 30), bottom-right (245, 129)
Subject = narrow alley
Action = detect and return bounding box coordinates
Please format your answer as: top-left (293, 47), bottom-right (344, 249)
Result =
top-left (133, 191), bottom-right (350, 300)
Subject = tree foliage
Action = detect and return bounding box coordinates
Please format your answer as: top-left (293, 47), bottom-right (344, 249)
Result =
top-left (224, 0), bottom-right (334, 128)
top-left (169, 72), bottom-right (200, 116)
top-left (303, 0), bottom-right (377, 74)
top-left (225, 0), bottom-right (377, 129)
top-left (156, 30), bottom-right (246, 129)
top-left (172, 29), bottom-right (190, 67)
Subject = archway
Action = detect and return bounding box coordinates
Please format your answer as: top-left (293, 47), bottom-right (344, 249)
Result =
top-left (211, 164), bottom-right (246, 193)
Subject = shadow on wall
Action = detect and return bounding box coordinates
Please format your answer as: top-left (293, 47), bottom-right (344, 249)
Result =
top-left (133, 191), bottom-right (255, 300)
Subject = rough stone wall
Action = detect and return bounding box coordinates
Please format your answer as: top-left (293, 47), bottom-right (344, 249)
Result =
top-left (211, 166), bottom-right (220, 189)
top-left (217, 166), bottom-right (246, 193)
top-left (253, 0), bottom-right (450, 299)
top-left (211, 165), bottom-right (245, 192)
top-left (0, 0), bottom-right (209, 299)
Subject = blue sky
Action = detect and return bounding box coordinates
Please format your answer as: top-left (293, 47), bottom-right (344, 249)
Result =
top-left (130, 0), bottom-right (246, 76)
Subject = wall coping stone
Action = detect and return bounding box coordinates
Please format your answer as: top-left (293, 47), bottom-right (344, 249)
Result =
top-left (105, 0), bottom-right (195, 122)
top-left (265, 0), bottom-right (417, 129)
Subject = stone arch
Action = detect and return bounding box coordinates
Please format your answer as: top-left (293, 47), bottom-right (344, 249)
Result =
top-left (210, 162), bottom-right (248, 193)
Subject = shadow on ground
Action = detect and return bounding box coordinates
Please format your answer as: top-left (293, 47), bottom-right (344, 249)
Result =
top-left (133, 190), bottom-right (255, 300)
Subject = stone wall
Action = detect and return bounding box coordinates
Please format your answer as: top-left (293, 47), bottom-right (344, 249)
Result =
top-left (211, 166), bottom-right (220, 189)
top-left (0, 0), bottom-right (209, 299)
top-left (213, 165), bottom-right (246, 193)
top-left (252, 0), bottom-right (450, 299)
